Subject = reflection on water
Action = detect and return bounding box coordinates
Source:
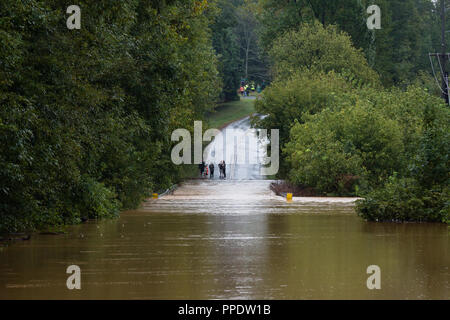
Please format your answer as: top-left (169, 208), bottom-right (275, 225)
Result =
top-left (0, 180), bottom-right (448, 299)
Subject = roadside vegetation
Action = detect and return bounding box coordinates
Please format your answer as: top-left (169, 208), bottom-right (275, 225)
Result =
top-left (253, 10), bottom-right (449, 223)
top-left (0, 0), bottom-right (264, 234)
top-left (0, 0), bottom-right (221, 233)
top-left (207, 98), bottom-right (256, 129)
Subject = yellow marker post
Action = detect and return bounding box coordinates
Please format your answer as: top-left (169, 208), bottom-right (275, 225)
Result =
top-left (152, 193), bottom-right (158, 199)
top-left (287, 193), bottom-right (293, 201)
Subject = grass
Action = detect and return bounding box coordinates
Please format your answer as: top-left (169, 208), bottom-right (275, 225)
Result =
top-left (179, 164), bottom-right (200, 180)
top-left (207, 98), bottom-right (256, 129)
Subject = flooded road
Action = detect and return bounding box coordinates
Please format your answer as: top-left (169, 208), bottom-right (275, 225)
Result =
top-left (203, 115), bottom-right (268, 180)
top-left (0, 117), bottom-right (449, 300)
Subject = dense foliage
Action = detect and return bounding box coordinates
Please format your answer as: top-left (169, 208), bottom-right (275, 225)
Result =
top-left (257, 0), bottom-right (371, 53)
top-left (285, 99), bottom-right (404, 195)
top-left (256, 0), bottom-right (441, 87)
top-left (356, 103), bottom-right (449, 223)
top-left (268, 22), bottom-right (379, 85)
top-left (211, 0), bottom-right (241, 101)
top-left (253, 70), bottom-right (356, 150)
top-left (211, 0), bottom-right (268, 101)
top-left (253, 22), bottom-right (379, 175)
top-left (254, 2), bottom-right (449, 223)
top-left (285, 87), bottom-right (448, 195)
top-left (0, 0), bottom-right (220, 233)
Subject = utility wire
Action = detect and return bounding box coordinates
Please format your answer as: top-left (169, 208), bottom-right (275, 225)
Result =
top-left (429, 54), bottom-right (447, 94)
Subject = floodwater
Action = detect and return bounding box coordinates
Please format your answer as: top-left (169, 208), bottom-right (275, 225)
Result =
top-left (0, 117), bottom-right (448, 300)
top-left (203, 116), bottom-right (268, 180)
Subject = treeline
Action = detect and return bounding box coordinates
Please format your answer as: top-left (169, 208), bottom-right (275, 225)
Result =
top-left (257, 0), bottom-right (442, 88)
top-left (212, 0), bottom-right (444, 100)
top-left (211, 0), bottom-right (268, 101)
top-left (253, 3), bottom-right (449, 223)
top-left (0, 0), bottom-right (220, 233)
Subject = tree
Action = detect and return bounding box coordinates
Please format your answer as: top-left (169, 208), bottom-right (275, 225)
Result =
top-left (211, 0), bottom-right (242, 101)
top-left (0, 0), bottom-right (221, 233)
top-left (285, 102), bottom-right (404, 194)
top-left (253, 70), bottom-right (357, 149)
top-left (252, 22), bottom-right (379, 178)
top-left (257, 0), bottom-right (441, 87)
top-left (211, 0), bottom-right (268, 101)
top-left (367, 0), bottom-right (436, 86)
top-left (268, 22), bottom-right (379, 85)
top-left (257, 0), bottom-right (371, 54)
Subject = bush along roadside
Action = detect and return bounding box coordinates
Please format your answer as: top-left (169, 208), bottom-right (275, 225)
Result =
top-left (258, 22), bottom-right (449, 223)
top-left (356, 176), bottom-right (449, 223)
top-left (356, 106), bottom-right (449, 224)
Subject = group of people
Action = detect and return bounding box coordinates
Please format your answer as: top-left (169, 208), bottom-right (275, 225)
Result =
top-left (199, 161), bottom-right (226, 179)
top-left (239, 80), bottom-right (265, 97)
top-left (239, 83), bottom-right (254, 96)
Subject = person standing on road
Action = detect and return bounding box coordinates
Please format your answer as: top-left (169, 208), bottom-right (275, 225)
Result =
top-left (219, 160), bottom-right (226, 179)
top-left (199, 161), bottom-right (205, 177)
top-left (218, 161), bottom-right (223, 179)
top-left (209, 163), bottom-right (215, 179)
top-left (222, 160), bottom-right (226, 179)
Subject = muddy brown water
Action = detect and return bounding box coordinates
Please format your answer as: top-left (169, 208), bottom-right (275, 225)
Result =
top-left (0, 179), bottom-right (448, 299)
top-left (0, 117), bottom-right (448, 299)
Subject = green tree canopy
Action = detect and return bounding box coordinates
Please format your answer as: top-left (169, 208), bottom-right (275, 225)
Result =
top-left (0, 0), bottom-right (220, 233)
top-left (269, 22), bottom-right (380, 85)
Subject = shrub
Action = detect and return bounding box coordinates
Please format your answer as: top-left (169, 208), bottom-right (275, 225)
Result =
top-left (356, 177), bottom-right (449, 223)
top-left (77, 176), bottom-right (120, 220)
top-left (252, 70), bottom-right (358, 150)
top-left (285, 102), bottom-right (404, 195)
top-left (356, 101), bottom-right (449, 223)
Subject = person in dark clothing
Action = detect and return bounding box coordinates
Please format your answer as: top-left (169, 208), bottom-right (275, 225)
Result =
top-left (218, 162), bottom-right (223, 179)
top-left (222, 161), bottom-right (226, 179)
top-left (218, 160), bottom-right (226, 179)
top-left (199, 161), bottom-right (205, 177)
top-left (209, 163), bottom-right (214, 178)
